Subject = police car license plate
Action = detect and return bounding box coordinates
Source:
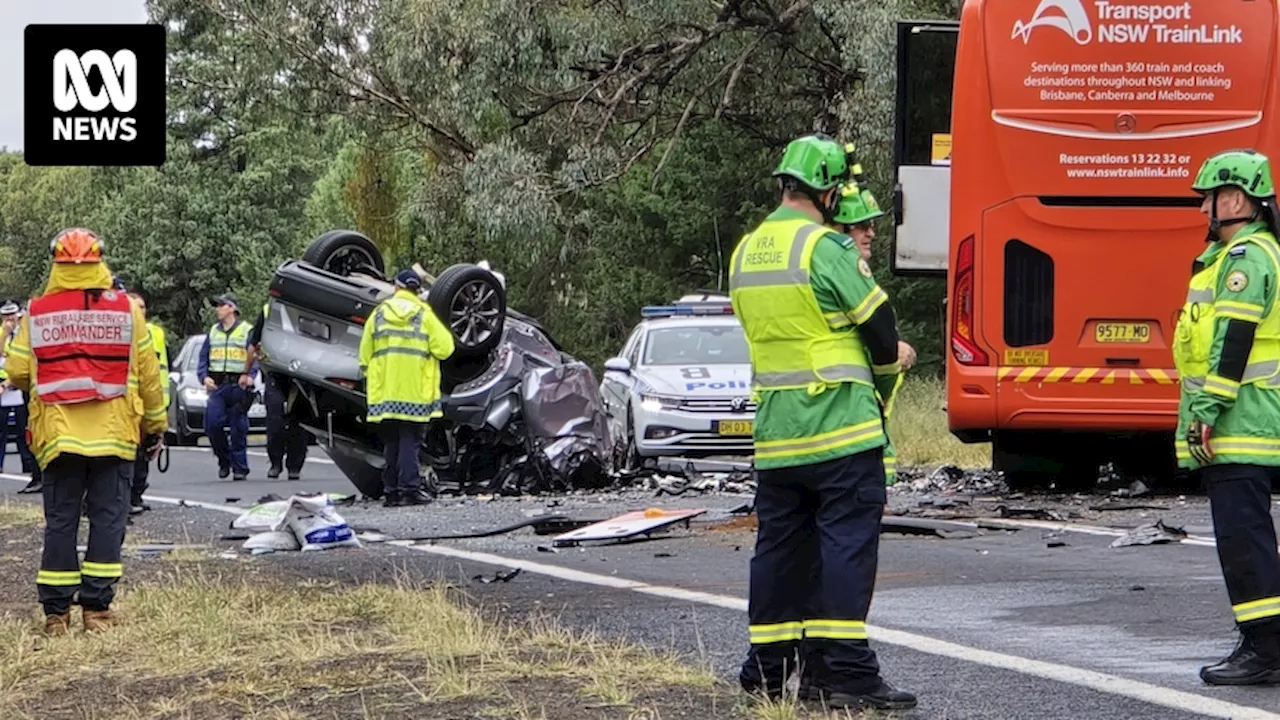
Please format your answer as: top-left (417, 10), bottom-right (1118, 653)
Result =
top-left (717, 420), bottom-right (753, 436)
top-left (1095, 322), bottom-right (1151, 343)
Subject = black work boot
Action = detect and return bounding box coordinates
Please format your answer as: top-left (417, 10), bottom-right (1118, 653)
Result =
top-left (18, 475), bottom-right (42, 494)
top-left (218, 465), bottom-right (230, 479)
top-left (814, 680), bottom-right (918, 711)
top-left (267, 464), bottom-right (282, 479)
top-left (287, 469), bottom-right (301, 481)
top-left (403, 488), bottom-right (434, 506)
top-left (1201, 632), bottom-right (1280, 686)
top-left (383, 492), bottom-right (402, 508)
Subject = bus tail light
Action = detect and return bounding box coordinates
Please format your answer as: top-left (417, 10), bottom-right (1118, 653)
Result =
top-left (951, 235), bottom-right (989, 366)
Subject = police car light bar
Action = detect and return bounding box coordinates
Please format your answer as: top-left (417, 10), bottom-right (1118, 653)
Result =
top-left (641, 302), bottom-right (735, 318)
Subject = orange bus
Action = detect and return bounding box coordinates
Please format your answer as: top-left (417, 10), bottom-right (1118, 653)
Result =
top-left (891, 0), bottom-right (1277, 489)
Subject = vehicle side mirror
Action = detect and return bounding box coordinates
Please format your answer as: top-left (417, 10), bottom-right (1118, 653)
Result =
top-left (604, 357), bottom-right (631, 374)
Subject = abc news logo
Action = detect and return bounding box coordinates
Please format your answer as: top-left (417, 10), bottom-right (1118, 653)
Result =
top-left (24, 24), bottom-right (166, 166)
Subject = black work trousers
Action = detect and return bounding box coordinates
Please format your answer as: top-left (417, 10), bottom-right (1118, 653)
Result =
top-left (741, 447), bottom-right (887, 696)
top-left (132, 444), bottom-right (150, 504)
top-left (264, 373), bottom-right (307, 473)
top-left (380, 420), bottom-right (427, 496)
top-left (1203, 463), bottom-right (1280, 643)
top-left (37, 454), bottom-right (132, 616)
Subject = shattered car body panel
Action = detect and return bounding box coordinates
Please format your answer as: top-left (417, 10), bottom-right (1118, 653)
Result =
top-left (258, 233), bottom-right (612, 498)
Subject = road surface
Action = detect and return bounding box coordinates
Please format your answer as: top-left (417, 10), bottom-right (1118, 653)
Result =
top-left (3, 442), bottom-right (1279, 719)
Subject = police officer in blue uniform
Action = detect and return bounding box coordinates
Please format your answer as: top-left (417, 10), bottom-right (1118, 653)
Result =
top-left (198, 294), bottom-right (255, 481)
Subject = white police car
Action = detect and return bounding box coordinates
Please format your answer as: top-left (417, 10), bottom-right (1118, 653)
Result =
top-left (599, 297), bottom-right (754, 470)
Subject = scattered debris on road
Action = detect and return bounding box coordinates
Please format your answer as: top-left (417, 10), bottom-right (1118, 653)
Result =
top-left (473, 568), bottom-right (522, 584)
top-left (1109, 520), bottom-right (1188, 548)
top-left (228, 493), bottom-right (362, 553)
top-left (898, 465), bottom-right (1007, 496)
top-left (881, 517), bottom-right (983, 539)
top-left (551, 507), bottom-right (706, 547)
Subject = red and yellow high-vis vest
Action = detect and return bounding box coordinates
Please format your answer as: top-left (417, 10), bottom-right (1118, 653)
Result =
top-left (27, 288), bottom-right (134, 404)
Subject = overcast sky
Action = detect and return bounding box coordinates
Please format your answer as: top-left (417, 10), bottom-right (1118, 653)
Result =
top-left (1, 0), bottom-right (149, 152)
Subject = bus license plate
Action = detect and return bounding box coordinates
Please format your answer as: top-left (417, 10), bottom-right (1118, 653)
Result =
top-left (717, 420), bottom-right (753, 436)
top-left (1095, 323), bottom-right (1151, 343)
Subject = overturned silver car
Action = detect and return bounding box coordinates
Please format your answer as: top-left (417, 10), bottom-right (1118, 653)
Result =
top-left (257, 230), bottom-right (613, 498)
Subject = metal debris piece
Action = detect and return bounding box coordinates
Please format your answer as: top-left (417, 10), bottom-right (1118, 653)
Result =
top-left (996, 506), bottom-right (1067, 521)
top-left (551, 508), bottom-right (706, 547)
top-left (405, 515), bottom-right (575, 542)
top-left (1109, 520), bottom-right (1188, 548)
top-left (473, 568), bottom-right (522, 584)
top-left (1089, 501), bottom-right (1168, 512)
top-left (881, 517), bottom-right (982, 539)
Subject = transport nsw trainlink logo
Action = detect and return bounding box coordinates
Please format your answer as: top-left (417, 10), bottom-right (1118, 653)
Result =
top-left (1013, 0), bottom-right (1093, 45)
top-left (1011, 1), bottom-right (1242, 46)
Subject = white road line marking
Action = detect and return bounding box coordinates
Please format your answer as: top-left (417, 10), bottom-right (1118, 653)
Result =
top-left (0, 473), bottom-right (245, 514)
top-left (166, 446), bottom-right (336, 465)
top-left (398, 543), bottom-right (1280, 720)
top-left (4, 476), bottom-right (1278, 718)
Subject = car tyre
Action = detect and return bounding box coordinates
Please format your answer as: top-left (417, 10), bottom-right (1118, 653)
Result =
top-left (429, 264), bottom-right (507, 358)
top-left (302, 230), bottom-right (386, 278)
top-left (613, 405), bottom-right (643, 474)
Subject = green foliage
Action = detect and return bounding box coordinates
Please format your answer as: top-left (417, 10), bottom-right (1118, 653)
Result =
top-left (0, 0), bottom-right (963, 380)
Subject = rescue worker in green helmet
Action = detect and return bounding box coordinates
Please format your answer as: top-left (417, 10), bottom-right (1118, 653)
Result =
top-left (729, 134), bottom-right (915, 710)
top-left (836, 143), bottom-right (918, 374)
top-left (830, 182), bottom-right (906, 487)
top-left (1174, 148), bottom-right (1280, 685)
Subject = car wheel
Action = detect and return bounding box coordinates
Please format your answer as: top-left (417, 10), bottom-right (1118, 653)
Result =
top-left (429, 264), bottom-right (507, 357)
top-left (613, 406), bottom-right (642, 473)
top-left (302, 230), bottom-right (386, 278)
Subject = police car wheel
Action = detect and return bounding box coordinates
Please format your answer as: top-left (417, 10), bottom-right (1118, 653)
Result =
top-left (613, 410), bottom-right (642, 473)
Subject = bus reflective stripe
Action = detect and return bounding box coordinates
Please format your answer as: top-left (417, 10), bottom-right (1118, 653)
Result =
top-left (998, 367), bottom-right (1179, 385)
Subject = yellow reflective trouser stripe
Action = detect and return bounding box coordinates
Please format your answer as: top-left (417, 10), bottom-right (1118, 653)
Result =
top-left (1216, 300), bottom-right (1265, 323)
top-left (37, 570), bottom-right (81, 586)
top-left (1233, 596), bottom-right (1280, 623)
top-left (803, 619), bottom-right (869, 640)
top-left (1203, 374), bottom-right (1240, 399)
top-left (849, 286), bottom-right (888, 325)
top-left (748, 621), bottom-right (804, 644)
top-left (82, 561), bottom-right (123, 578)
top-left (755, 419), bottom-right (883, 461)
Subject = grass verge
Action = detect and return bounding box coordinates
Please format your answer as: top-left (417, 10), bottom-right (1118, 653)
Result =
top-left (888, 376), bottom-right (990, 469)
top-left (0, 559), bottom-right (740, 719)
top-left (0, 498), bottom-right (44, 528)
